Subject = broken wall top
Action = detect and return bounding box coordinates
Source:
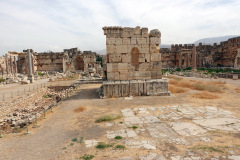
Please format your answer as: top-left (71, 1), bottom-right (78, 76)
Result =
top-left (102, 26), bottom-right (160, 38)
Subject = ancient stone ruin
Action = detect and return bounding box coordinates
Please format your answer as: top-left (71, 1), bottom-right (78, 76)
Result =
top-left (102, 26), bottom-right (170, 98)
top-left (161, 36), bottom-right (240, 69)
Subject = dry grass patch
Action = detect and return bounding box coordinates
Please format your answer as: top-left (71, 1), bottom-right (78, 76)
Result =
top-left (74, 107), bottom-right (86, 113)
top-left (169, 79), bottom-right (179, 85)
top-left (210, 80), bottom-right (226, 85)
top-left (169, 86), bottom-right (188, 93)
top-left (235, 88), bottom-right (240, 93)
top-left (192, 91), bottom-right (220, 99)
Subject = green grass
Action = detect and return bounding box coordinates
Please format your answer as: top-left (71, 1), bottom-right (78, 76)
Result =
top-left (95, 142), bottom-right (114, 149)
top-left (0, 78), bottom-right (5, 83)
top-left (62, 147), bottom-right (67, 150)
top-left (114, 136), bottom-right (123, 140)
top-left (119, 121), bottom-right (123, 124)
top-left (80, 154), bottom-right (94, 160)
top-left (115, 145), bottom-right (126, 150)
top-left (79, 137), bottom-right (84, 144)
top-left (95, 115), bottom-right (122, 123)
top-left (70, 143), bottom-right (74, 146)
top-left (129, 126), bottom-right (138, 130)
top-left (71, 138), bottom-right (78, 142)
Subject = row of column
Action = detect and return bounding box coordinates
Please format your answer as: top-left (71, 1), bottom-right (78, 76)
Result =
top-left (5, 54), bottom-right (18, 75)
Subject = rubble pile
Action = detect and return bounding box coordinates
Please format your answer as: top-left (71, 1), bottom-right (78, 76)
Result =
top-left (0, 86), bottom-right (75, 133)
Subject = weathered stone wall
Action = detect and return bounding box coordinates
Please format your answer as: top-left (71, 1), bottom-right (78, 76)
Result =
top-left (103, 26), bottom-right (162, 81)
top-left (102, 26), bottom-right (170, 98)
top-left (161, 37), bottom-right (240, 69)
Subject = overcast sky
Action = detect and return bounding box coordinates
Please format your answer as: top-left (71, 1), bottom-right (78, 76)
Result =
top-left (0, 0), bottom-right (239, 55)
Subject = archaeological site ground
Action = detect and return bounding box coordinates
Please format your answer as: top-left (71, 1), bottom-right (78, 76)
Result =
top-left (0, 26), bottom-right (240, 160)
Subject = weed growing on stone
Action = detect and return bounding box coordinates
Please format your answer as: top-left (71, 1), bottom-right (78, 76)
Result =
top-left (119, 121), bottom-right (123, 124)
top-left (115, 136), bottom-right (123, 140)
top-left (95, 115), bottom-right (121, 123)
top-left (62, 147), bottom-right (67, 150)
top-left (80, 154), bottom-right (94, 160)
top-left (79, 137), bottom-right (84, 143)
top-left (70, 143), bottom-right (74, 146)
top-left (115, 145), bottom-right (126, 150)
top-left (131, 126), bottom-right (138, 130)
top-left (95, 142), bottom-right (114, 149)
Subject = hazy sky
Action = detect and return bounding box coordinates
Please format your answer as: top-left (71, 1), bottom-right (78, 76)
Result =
top-left (0, 0), bottom-right (239, 55)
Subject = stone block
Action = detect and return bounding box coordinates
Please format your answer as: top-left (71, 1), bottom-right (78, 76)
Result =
top-left (139, 57), bottom-right (145, 63)
top-left (106, 38), bottom-right (116, 45)
top-left (107, 72), bottom-right (114, 80)
top-left (107, 63), bottom-right (113, 72)
top-left (151, 53), bottom-right (161, 62)
top-left (141, 45), bottom-right (149, 53)
top-left (114, 72), bottom-right (120, 80)
top-left (107, 45), bottom-right (116, 54)
top-left (121, 53), bottom-right (131, 63)
top-left (139, 63), bottom-right (151, 71)
top-left (145, 53), bottom-right (150, 62)
top-left (150, 45), bottom-right (160, 54)
top-left (109, 54), bottom-right (122, 63)
top-left (150, 37), bottom-right (160, 45)
top-left (119, 71), bottom-right (128, 80)
top-left (134, 26), bottom-right (141, 35)
top-left (122, 38), bottom-right (131, 45)
top-left (131, 38), bottom-right (137, 45)
top-left (137, 38), bottom-right (147, 45)
top-left (116, 45), bottom-right (128, 53)
top-left (115, 38), bottom-right (122, 45)
top-left (142, 28), bottom-right (148, 37)
top-left (121, 27), bottom-right (134, 38)
top-left (118, 63), bottom-right (128, 71)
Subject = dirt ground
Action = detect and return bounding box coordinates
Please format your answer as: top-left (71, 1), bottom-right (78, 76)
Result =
top-left (0, 77), bottom-right (240, 160)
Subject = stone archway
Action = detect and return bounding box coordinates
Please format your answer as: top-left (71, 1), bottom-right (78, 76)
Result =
top-left (131, 47), bottom-right (139, 71)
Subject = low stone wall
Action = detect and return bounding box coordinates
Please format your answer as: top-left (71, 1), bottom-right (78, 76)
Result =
top-left (102, 79), bottom-right (170, 98)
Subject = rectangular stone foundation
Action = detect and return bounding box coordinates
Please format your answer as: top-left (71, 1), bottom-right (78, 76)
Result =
top-left (102, 79), bottom-right (170, 98)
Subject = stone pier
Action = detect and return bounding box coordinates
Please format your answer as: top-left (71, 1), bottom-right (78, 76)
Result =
top-left (102, 26), bottom-right (170, 98)
top-left (27, 49), bottom-right (34, 83)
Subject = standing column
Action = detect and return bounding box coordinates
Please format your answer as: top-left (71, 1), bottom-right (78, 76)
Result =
top-left (10, 56), bottom-right (13, 75)
top-left (192, 45), bottom-right (196, 71)
top-left (27, 49), bottom-right (34, 83)
top-left (14, 56), bottom-right (17, 76)
top-left (5, 54), bottom-right (8, 75)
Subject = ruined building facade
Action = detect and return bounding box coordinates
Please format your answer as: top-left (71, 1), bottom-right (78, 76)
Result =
top-left (161, 36), bottom-right (240, 69)
top-left (0, 48), bottom-right (103, 76)
top-left (102, 26), bottom-right (170, 98)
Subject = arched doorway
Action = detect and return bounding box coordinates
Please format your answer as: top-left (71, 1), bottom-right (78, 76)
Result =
top-left (131, 47), bottom-right (139, 71)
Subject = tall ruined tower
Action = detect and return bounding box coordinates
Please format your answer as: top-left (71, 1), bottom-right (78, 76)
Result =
top-left (102, 26), bottom-right (170, 98)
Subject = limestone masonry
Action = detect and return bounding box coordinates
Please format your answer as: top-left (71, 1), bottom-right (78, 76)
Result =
top-left (102, 26), bottom-right (170, 98)
top-left (161, 36), bottom-right (240, 69)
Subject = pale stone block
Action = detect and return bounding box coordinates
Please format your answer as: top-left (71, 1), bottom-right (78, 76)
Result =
top-left (137, 38), bottom-right (147, 45)
top-left (128, 64), bottom-right (135, 71)
top-left (116, 45), bottom-right (128, 53)
top-left (151, 53), bottom-right (161, 62)
top-left (122, 38), bottom-right (131, 45)
top-left (114, 72), bottom-right (120, 80)
top-left (107, 63), bottom-right (113, 72)
top-left (109, 53), bottom-right (122, 63)
top-left (118, 63), bottom-right (128, 71)
top-left (115, 38), bottom-right (122, 45)
top-left (150, 37), bottom-right (160, 45)
top-left (106, 38), bottom-right (116, 45)
top-left (131, 38), bottom-right (137, 45)
top-left (121, 27), bottom-right (134, 38)
top-left (145, 53), bottom-right (150, 62)
top-left (121, 53), bottom-right (131, 63)
top-left (140, 53), bottom-right (145, 58)
top-left (134, 26), bottom-right (141, 35)
top-left (141, 45), bottom-right (149, 53)
top-left (107, 72), bottom-right (114, 80)
top-left (142, 28), bottom-right (148, 37)
top-left (107, 45), bottom-right (116, 54)
top-left (139, 63), bottom-right (151, 71)
top-left (139, 57), bottom-right (145, 63)
top-left (119, 71), bottom-right (128, 80)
